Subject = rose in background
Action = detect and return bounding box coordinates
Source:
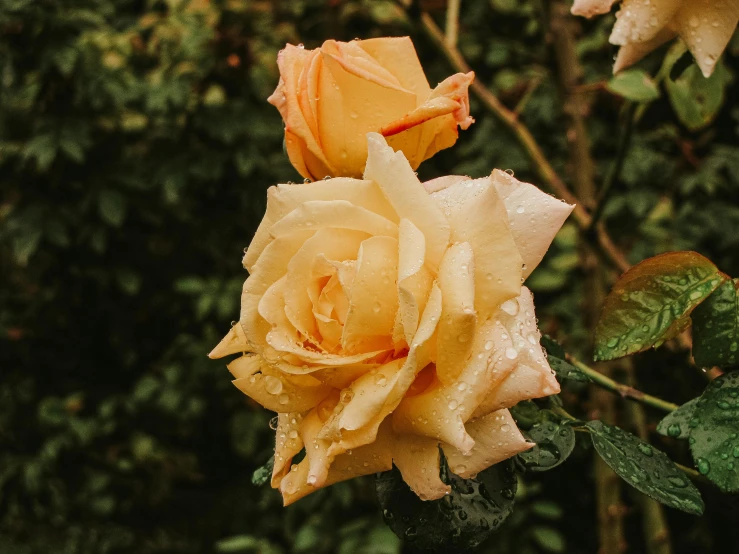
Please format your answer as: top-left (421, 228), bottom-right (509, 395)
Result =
top-left (572, 0), bottom-right (739, 77)
top-left (210, 133), bottom-right (573, 505)
top-left (268, 37), bottom-right (474, 180)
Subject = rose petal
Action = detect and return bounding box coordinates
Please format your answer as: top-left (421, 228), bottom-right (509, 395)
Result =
top-left (392, 435), bottom-right (451, 500)
top-left (610, 0), bottom-right (681, 46)
top-left (491, 170), bottom-right (574, 278)
top-left (430, 176), bottom-right (522, 320)
top-left (396, 219), bottom-right (434, 347)
top-left (393, 318), bottom-right (518, 454)
top-left (357, 37), bottom-right (432, 99)
top-left (283, 228), bottom-right (370, 342)
top-left (280, 419), bottom-right (394, 506)
top-left (613, 26), bottom-right (678, 73)
top-left (442, 409), bottom-right (532, 478)
top-left (246, 179), bottom-right (399, 271)
top-left (270, 200), bottom-right (398, 240)
top-left (343, 236), bottom-right (400, 349)
top-left (228, 355), bottom-right (332, 412)
top-left (436, 242), bottom-right (477, 384)
top-left (673, 0), bottom-right (739, 77)
top-left (320, 284), bottom-right (442, 444)
top-left (317, 51), bottom-right (417, 177)
top-left (571, 0), bottom-right (617, 17)
top-left (364, 133), bottom-right (450, 270)
top-left (272, 412), bottom-right (305, 488)
top-left (209, 322), bottom-right (249, 359)
top-left (472, 287), bottom-right (560, 417)
top-left (268, 45), bottom-right (334, 178)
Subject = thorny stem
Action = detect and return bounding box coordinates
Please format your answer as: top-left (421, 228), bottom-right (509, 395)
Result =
top-left (412, 10), bottom-right (631, 273)
top-left (570, 357), bottom-right (680, 413)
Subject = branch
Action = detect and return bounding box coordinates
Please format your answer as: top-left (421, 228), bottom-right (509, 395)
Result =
top-left (570, 357), bottom-right (680, 413)
top-left (415, 11), bottom-right (631, 273)
top-left (445, 0), bottom-right (461, 47)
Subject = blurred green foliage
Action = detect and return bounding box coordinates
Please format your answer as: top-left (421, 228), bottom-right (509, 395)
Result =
top-left (1, 0), bottom-right (739, 552)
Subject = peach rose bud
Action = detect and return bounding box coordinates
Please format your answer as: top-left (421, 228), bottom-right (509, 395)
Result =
top-left (571, 0), bottom-right (739, 77)
top-left (211, 134), bottom-right (574, 505)
top-left (267, 37), bottom-right (475, 180)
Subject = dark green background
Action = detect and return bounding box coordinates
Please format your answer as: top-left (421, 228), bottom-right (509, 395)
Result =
top-left (2, 1), bottom-right (738, 552)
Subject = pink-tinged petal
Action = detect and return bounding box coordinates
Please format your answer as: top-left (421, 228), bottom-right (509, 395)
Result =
top-left (571, 0), bottom-right (618, 17)
top-left (491, 170), bottom-right (574, 278)
top-left (473, 287), bottom-right (560, 417)
top-left (380, 72), bottom-right (475, 138)
top-left (430, 176), bottom-right (522, 321)
top-left (364, 133), bottom-right (451, 271)
top-left (610, 0), bottom-right (681, 46)
top-left (673, 0), bottom-right (739, 77)
top-left (392, 435), bottom-right (451, 500)
top-left (268, 45), bottom-right (334, 178)
top-left (228, 355), bottom-right (332, 412)
top-left (442, 410), bottom-right (532, 478)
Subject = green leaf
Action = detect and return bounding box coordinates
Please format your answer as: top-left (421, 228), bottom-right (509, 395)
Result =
top-left (687, 371), bottom-right (739, 492)
top-left (606, 69), bottom-right (660, 102)
top-left (692, 279), bottom-right (739, 368)
top-left (517, 420), bottom-right (575, 472)
top-left (530, 526), bottom-right (566, 553)
top-left (594, 251), bottom-right (726, 361)
top-left (251, 456), bottom-right (274, 486)
top-left (540, 336), bottom-right (589, 382)
top-left (656, 398), bottom-right (699, 439)
top-left (665, 58), bottom-right (731, 131)
top-left (376, 456), bottom-right (517, 552)
top-left (586, 421), bottom-right (704, 515)
top-left (98, 189), bottom-right (127, 227)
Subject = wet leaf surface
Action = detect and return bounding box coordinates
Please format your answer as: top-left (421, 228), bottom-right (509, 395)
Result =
top-left (595, 251), bottom-right (725, 361)
top-left (692, 279), bottom-right (739, 369)
top-left (656, 399), bottom-right (699, 440)
top-left (688, 371), bottom-right (739, 493)
top-left (376, 456), bottom-right (517, 552)
top-left (517, 420), bottom-right (575, 472)
top-left (586, 421), bottom-right (704, 515)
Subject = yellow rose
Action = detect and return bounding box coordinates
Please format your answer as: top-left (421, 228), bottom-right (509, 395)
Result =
top-left (267, 37), bottom-right (474, 180)
top-left (210, 134), bottom-right (573, 505)
top-left (571, 0), bottom-right (739, 77)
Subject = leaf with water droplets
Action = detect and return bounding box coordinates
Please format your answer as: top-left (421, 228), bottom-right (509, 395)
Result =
top-left (692, 279), bottom-right (739, 369)
top-left (586, 421), bottom-right (704, 515)
top-left (540, 336), bottom-right (590, 382)
top-left (595, 251), bottom-right (726, 361)
top-left (656, 398), bottom-right (700, 440)
top-left (375, 453), bottom-right (517, 552)
top-left (688, 371), bottom-right (739, 493)
top-left (251, 455), bottom-right (274, 486)
top-left (517, 420), bottom-right (576, 472)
